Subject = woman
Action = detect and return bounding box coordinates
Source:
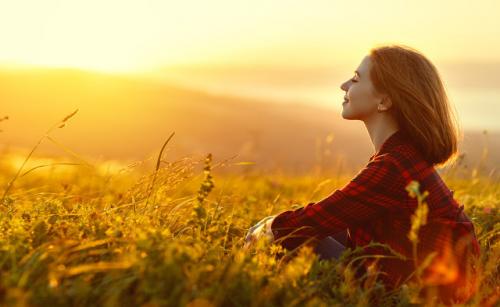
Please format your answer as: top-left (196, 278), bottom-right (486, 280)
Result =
top-left (245, 44), bottom-right (481, 304)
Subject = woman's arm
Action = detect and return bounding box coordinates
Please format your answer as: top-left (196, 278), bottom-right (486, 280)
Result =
top-left (271, 154), bottom-right (403, 250)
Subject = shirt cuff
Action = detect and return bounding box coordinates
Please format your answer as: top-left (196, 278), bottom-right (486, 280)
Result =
top-left (264, 216), bottom-right (276, 241)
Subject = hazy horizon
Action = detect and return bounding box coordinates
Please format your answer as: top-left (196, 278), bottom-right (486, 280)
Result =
top-left (2, 62), bottom-right (500, 134)
top-left (1, 67), bottom-right (499, 177)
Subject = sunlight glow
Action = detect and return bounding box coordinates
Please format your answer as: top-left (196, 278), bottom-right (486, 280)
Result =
top-left (1, 0), bottom-right (500, 72)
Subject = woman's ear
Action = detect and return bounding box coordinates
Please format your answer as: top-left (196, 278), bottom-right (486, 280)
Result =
top-left (378, 96), bottom-right (393, 111)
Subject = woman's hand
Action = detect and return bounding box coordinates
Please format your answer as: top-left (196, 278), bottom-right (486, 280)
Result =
top-left (244, 215), bottom-right (276, 249)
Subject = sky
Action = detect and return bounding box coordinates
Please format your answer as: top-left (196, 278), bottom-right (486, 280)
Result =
top-left (1, 0), bottom-right (500, 72)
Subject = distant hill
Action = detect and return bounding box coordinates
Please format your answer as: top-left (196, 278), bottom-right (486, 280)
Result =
top-left (0, 67), bottom-right (498, 176)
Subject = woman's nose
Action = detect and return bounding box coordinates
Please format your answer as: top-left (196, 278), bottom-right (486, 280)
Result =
top-left (340, 80), bottom-right (349, 91)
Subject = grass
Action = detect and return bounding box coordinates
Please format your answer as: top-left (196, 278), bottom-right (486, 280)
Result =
top-left (0, 115), bottom-right (498, 306)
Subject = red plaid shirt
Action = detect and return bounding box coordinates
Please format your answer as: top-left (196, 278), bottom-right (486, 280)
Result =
top-left (271, 129), bottom-right (481, 303)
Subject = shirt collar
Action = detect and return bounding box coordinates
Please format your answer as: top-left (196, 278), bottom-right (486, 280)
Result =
top-left (368, 129), bottom-right (407, 162)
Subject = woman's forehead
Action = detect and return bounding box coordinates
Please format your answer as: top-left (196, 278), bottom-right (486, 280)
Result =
top-left (356, 55), bottom-right (372, 75)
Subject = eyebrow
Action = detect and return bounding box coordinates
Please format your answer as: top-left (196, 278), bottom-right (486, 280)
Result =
top-left (354, 70), bottom-right (361, 77)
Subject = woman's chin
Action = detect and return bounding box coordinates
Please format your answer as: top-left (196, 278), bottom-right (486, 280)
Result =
top-left (341, 109), bottom-right (351, 119)
top-left (341, 111), bottom-right (358, 120)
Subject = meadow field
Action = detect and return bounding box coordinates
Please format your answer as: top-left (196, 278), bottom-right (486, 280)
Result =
top-left (0, 115), bottom-right (498, 307)
top-left (2, 0), bottom-right (500, 306)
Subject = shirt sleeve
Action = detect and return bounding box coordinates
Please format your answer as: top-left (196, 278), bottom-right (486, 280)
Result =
top-left (270, 154), bottom-right (403, 250)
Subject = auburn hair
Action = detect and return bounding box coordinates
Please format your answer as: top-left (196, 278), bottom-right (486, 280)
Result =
top-left (369, 44), bottom-right (462, 167)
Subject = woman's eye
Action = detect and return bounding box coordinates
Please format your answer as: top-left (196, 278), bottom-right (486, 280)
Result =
top-left (351, 78), bottom-right (358, 83)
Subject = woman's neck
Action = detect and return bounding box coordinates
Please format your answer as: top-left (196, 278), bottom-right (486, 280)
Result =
top-left (363, 114), bottom-right (400, 154)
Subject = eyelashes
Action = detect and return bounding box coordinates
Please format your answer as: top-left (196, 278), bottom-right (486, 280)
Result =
top-left (351, 78), bottom-right (358, 83)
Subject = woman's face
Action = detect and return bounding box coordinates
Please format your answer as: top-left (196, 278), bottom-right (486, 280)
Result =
top-left (340, 55), bottom-right (385, 120)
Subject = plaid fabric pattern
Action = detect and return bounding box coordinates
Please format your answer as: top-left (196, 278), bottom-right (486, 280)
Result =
top-left (271, 129), bottom-right (481, 303)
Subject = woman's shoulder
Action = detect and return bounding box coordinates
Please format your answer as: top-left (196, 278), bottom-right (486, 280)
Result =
top-left (369, 141), bottom-right (435, 193)
top-left (386, 141), bottom-right (432, 172)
